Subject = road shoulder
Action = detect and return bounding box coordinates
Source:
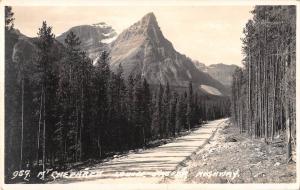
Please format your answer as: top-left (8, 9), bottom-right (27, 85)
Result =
top-left (164, 120), bottom-right (296, 183)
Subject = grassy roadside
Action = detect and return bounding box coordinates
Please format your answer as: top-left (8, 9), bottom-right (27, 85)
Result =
top-left (163, 121), bottom-right (296, 183)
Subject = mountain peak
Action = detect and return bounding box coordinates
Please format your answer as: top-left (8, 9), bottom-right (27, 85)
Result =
top-left (144, 12), bottom-right (155, 18)
top-left (107, 12), bottom-right (228, 95)
top-left (136, 12), bottom-right (159, 31)
top-left (57, 22), bottom-right (117, 44)
top-left (111, 11), bottom-right (164, 47)
top-left (141, 12), bottom-right (156, 23)
top-left (138, 12), bottom-right (165, 43)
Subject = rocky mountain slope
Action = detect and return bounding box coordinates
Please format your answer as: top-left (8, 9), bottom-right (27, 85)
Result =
top-left (8, 29), bottom-right (65, 69)
top-left (10, 13), bottom-right (230, 96)
top-left (108, 12), bottom-right (228, 95)
top-left (194, 61), bottom-right (238, 88)
top-left (193, 61), bottom-right (208, 72)
top-left (56, 23), bottom-right (117, 64)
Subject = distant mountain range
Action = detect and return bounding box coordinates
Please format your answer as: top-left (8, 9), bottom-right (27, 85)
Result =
top-left (56, 12), bottom-right (231, 96)
top-left (56, 22), bottom-right (117, 64)
top-left (193, 61), bottom-right (238, 88)
top-left (8, 12), bottom-right (239, 96)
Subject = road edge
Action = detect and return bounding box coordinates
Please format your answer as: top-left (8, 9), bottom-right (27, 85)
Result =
top-left (159, 118), bottom-right (228, 183)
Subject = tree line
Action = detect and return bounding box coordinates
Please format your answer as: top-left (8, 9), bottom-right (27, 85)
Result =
top-left (5, 6), bottom-right (230, 182)
top-left (231, 6), bottom-right (296, 161)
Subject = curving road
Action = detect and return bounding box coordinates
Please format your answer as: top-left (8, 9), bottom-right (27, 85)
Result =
top-left (51, 118), bottom-right (228, 184)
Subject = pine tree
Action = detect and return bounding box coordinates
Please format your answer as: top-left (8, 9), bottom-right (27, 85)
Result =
top-left (162, 82), bottom-right (170, 137)
top-left (132, 74), bottom-right (150, 147)
top-left (5, 6), bottom-right (14, 31)
top-left (141, 78), bottom-right (151, 144)
top-left (5, 6), bottom-right (21, 172)
top-left (151, 85), bottom-right (163, 139)
top-left (175, 93), bottom-right (186, 134)
top-left (36, 21), bottom-right (56, 171)
top-left (126, 74), bottom-right (135, 148)
top-left (170, 92), bottom-right (178, 137)
top-left (186, 82), bottom-right (193, 131)
top-left (77, 51), bottom-right (93, 160)
top-left (232, 6), bottom-right (296, 162)
top-left (93, 51), bottom-right (111, 158)
top-left (57, 31), bottom-right (81, 162)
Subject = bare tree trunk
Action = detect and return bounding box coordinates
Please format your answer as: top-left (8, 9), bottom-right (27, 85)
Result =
top-left (75, 104), bottom-right (78, 162)
top-left (264, 12), bottom-right (268, 142)
top-left (260, 54), bottom-right (264, 138)
top-left (20, 78), bottom-right (24, 170)
top-left (42, 88), bottom-right (46, 172)
top-left (248, 48), bottom-right (252, 136)
top-left (142, 126), bottom-right (145, 147)
top-left (255, 55), bottom-right (259, 138)
top-left (286, 106), bottom-right (291, 162)
top-left (97, 136), bottom-right (102, 158)
top-left (64, 137), bottom-right (67, 163)
top-left (36, 88), bottom-right (43, 164)
top-left (286, 47), bottom-right (292, 163)
top-left (259, 53), bottom-right (262, 138)
top-left (80, 85), bottom-right (84, 161)
top-left (271, 54), bottom-right (277, 141)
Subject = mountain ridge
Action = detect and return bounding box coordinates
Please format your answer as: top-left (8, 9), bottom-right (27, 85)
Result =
top-left (109, 12), bottom-right (229, 95)
top-left (193, 61), bottom-right (239, 88)
top-left (11, 13), bottom-right (231, 96)
top-left (56, 23), bottom-right (117, 64)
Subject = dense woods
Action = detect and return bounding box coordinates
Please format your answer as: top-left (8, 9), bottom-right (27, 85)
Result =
top-left (231, 6), bottom-right (296, 161)
top-left (5, 6), bottom-right (230, 182)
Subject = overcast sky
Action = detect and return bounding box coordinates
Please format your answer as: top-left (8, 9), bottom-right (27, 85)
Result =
top-left (12, 6), bottom-right (253, 66)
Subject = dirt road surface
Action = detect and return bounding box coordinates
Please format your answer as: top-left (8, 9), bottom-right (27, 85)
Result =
top-left (51, 118), bottom-right (228, 184)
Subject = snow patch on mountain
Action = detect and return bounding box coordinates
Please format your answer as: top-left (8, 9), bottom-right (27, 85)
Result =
top-left (200, 85), bottom-right (222, 96)
top-left (93, 22), bottom-right (110, 28)
top-left (56, 22), bottom-right (118, 64)
top-left (102, 32), bottom-right (113, 37)
top-left (101, 36), bottom-right (118, 44)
